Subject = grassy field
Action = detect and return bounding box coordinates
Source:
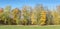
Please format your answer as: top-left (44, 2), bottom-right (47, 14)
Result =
top-left (0, 25), bottom-right (60, 29)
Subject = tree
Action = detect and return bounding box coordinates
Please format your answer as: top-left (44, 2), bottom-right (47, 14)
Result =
top-left (52, 11), bottom-right (59, 25)
top-left (0, 8), bottom-right (4, 24)
top-left (30, 10), bottom-right (37, 25)
top-left (22, 5), bottom-right (31, 25)
top-left (46, 10), bottom-right (53, 25)
top-left (34, 4), bottom-right (47, 25)
top-left (11, 8), bottom-right (21, 25)
top-left (3, 6), bottom-right (11, 25)
top-left (52, 5), bottom-right (60, 25)
top-left (57, 5), bottom-right (60, 24)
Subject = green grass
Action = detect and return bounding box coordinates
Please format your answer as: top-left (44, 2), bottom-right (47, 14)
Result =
top-left (0, 25), bottom-right (60, 29)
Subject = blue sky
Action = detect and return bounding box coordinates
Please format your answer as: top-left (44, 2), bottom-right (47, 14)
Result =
top-left (0, 0), bottom-right (60, 10)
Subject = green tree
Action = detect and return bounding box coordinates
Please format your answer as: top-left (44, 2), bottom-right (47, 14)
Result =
top-left (3, 5), bottom-right (11, 25)
top-left (22, 5), bottom-right (31, 25)
top-left (46, 10), bottom-right (53, 25)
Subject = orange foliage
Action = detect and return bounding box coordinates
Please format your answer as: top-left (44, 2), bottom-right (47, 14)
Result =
top-left (0, 8), bottom-right (3, 13)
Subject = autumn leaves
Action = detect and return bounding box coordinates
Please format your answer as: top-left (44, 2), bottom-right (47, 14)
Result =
top-left (0, 5), bottom-right (60, 25)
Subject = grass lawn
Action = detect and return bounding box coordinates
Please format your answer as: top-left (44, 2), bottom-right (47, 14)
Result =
top-left (0, 25), bottom-right (60, 29)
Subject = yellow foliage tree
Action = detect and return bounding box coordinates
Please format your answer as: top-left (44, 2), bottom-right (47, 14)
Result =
top-left (30, 10), bottom-right (37, 25)
top-left (12, 8), bottom-right (21, 25)
top-left (40, 11), bottom-right (46, 25)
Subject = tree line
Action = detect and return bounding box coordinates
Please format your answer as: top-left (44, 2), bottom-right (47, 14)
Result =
top-left (0, 4), bottom-right (60, 25)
